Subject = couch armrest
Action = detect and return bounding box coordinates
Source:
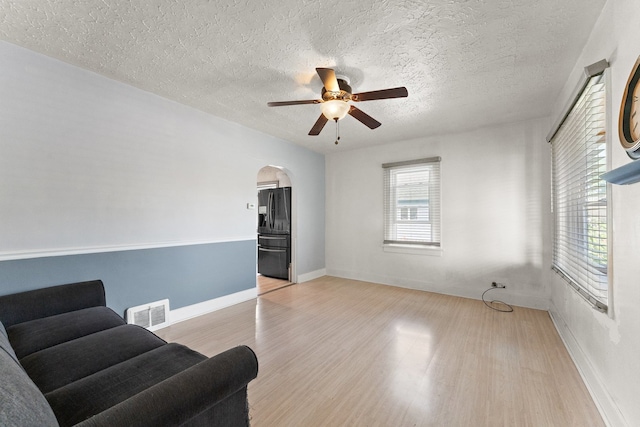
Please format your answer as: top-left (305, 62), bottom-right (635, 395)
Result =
top-left (0, 280), bottom-right (106, 327)
top-left (75, 345), bottom-right (259, 427)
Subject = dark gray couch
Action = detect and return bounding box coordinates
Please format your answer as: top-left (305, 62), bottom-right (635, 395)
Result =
top-left (0, 280), bottom-right (258, 426)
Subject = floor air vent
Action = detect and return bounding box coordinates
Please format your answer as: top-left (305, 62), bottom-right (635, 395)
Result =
top-left (125, 299), bottom-right (170, 331)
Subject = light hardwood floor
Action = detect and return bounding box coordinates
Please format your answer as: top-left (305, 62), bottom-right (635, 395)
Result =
top-left (257, 274), bottom-right (291, 295)
top-left (156, 276), bottom-right (603, 427)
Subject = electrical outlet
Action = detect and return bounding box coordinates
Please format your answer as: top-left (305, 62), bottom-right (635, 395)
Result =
top-left (492, 281), bottom-right (506, 288)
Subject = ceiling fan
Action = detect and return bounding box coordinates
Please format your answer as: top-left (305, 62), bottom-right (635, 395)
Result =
top-left (268, 68), bottom-right (408, 140)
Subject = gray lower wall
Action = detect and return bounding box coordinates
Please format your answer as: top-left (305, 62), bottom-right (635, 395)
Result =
top-left (0, 240), bottom-right (256, 317)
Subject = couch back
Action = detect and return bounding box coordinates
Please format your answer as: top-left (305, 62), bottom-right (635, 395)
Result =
top-left (0, 280), bottom-right (106, 328)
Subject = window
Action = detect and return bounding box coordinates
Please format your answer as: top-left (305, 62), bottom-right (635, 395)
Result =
top-left (551, 72), bottom-right (608, 310)
top-left (383, 157), bottom-right (441, 246)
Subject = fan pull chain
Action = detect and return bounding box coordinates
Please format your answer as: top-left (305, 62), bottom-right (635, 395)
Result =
top-left (334, 118), bottom-right (340, 145)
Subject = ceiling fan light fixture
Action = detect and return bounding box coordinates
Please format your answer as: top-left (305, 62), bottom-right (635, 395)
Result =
top-left (321, 100), bottom-right (350, 121)
top-left (268, 67), bottom-right (408, 137)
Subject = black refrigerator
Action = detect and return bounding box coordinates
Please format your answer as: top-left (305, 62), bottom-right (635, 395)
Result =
top-left (257, 187), bottom-right (291, 280)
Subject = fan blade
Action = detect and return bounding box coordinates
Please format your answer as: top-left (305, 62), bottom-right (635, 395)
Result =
top-left (316, 68), bottom-right (340, 92)
top-left (268, 99), bottom-right (321, 107)
top-left (309, 114), bottom-right (329, 135)
top-left (348, 106), bottom-right (381, 129)
top-left (352, 87), bottom-right (408, 102)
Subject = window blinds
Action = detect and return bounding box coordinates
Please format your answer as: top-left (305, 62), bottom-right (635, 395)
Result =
top-left (383, 157), bottom-right (441, 246)
top-left (551, 73), bottom-right (608, 310)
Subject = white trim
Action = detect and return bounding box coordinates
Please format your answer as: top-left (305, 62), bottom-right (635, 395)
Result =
top-left (0, 237), bottom-right (258, 261)
top-left (548, 304), bottom-right (625, 427)
top-left (168, 287), bottom-right (257, 326)
top-left (297, 268), bottom-right (326, 283)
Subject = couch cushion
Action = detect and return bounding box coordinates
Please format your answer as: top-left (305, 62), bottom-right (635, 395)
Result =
top-left (0, 343), bottom-right (59, 427)
top-left (20, 324), bottom-right (166, 393)
top-left (7, 306), bottom-right (126, 359)
top-left (45, 343), bottom-right (206, 427)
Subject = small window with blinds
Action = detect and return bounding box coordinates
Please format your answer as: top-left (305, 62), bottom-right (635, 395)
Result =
top-left (551, 72), bottom-right (608, 311)
top-left (383, 157), bottom-right (441, 247)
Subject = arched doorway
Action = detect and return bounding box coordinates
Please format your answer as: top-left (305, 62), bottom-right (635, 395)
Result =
top-left (256, 166), bottom-right (295, 295)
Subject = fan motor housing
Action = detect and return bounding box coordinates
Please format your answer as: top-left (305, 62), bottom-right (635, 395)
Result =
top-left (322, 78), bottom-right (352, 102)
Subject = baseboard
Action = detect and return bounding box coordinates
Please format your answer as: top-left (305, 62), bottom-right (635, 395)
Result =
top-left (325, 268), bottom-right (549, 310)
top-left (297, 268), bottom-right (326, 283)
top-left (169, 287), bottom-right (257, 325)
top-left (548, 304), bottom-right (626, 427)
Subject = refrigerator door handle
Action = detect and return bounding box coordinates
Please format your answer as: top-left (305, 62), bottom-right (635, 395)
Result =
top-left (267, 192), bottom-right (272, 229)
top-left (270, 192), bottom-right (275, 229)
top-left (258, 247), bottom-right (286, 253)
top-left (266, 192), bottom-right (270, 226)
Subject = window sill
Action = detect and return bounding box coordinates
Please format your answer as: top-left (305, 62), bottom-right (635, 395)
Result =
top-left (383, 244), bottom-right (443, 256)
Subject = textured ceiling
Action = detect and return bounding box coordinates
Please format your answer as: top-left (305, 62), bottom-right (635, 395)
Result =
top-left (0, 0), bottom-right (606, 153)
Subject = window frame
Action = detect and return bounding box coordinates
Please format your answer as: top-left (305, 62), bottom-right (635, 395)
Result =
top-left (382, 157), bottom-right (441, 250)
top-left (550, 65), bottom-right (610, 312)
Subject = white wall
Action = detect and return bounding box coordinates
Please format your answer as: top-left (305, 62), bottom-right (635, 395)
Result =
top-left (548, 0), bottom-right (640, 425)
top-left (0, 40), bottom-right (325, 281)
top-left (326, 117), bottom-right (551, 309)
